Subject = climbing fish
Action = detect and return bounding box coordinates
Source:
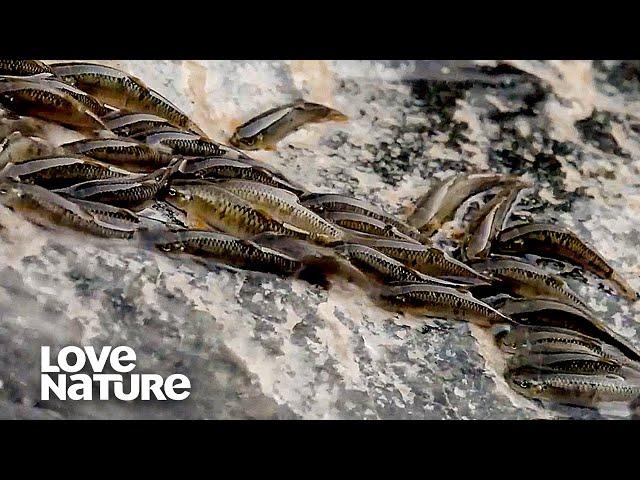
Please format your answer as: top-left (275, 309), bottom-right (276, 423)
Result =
top-left (216, 179), bottom-right (344, 244)
top-left (155, 229), bottom-right (303, 276)
top-left (54, 167), bottom-right (173, 206)
top-left (0, 179), bottom-right (136, 239)
top-left (407, 172), bottom-right (519, 237)
top-left (506, 369), bottom-right (640, 407)
top-left (39, 77), bottom-right (111, 117)
top-left (134, 129), bottom-right (226, 157)
top-left (229, 100), bottom-right (348, 150)
top-left (471, 257), bottom-right (590, 311)
top-left (0, 79), bottom-right (106, 130)
top-left (61, 138), bottom-right (174, 172)
top-left (358, 238), bottom-right (490, 284)
top-left (494, 222), bottom-right (638, 301)
top-left (103, 112), bottom-right (180, 137)
top-left (508, 352), bottom-right (623, 377)
top-left (463, 185), bottom-right (524, 260)
top-left (334, 243), bottom-right (470, 287)
top-left (322, 211), bottom-right (420, 243)
top-left (378, 283), bottom-right (512, 327)
top-left (0, 60), bottom-right (53, 77)
top-left (301, 193), bottom-right (419, 239)
top-left (163, 180), bottom-right (311, 240)
top-left (500, 326), bottom-right (606, 357)
top-left (492, 297), bottom-right (640, 364)
top-left (176, 156), bottom-right (307, 196)
top-left (0, 155), bottom-right (130, 189)
top-left (50, 62), bottom-right (207, 137)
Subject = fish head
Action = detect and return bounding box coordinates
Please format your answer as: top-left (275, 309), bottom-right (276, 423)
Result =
top-left (229, 131), bottom-right (263, 151)
top-left (163, 183), bottom-right (193, 207)
top-left (506, 370), bottom-right (546, 397)
top-left (0, 179), bottom-right (25, 208)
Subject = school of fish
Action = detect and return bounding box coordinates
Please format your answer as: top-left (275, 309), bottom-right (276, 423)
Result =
top-left (1, 60), bottom-right (639, 412)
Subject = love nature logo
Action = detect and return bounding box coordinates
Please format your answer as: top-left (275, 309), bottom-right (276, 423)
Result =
top-left (41, 346), bottom-right (191, 401)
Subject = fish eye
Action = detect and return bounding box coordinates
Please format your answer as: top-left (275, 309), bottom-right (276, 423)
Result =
top-left (167, 188), bottom-right (177, 196)
top-left (0, 188), bottom-right (7, 195)
top-left (514, 379), bottom-right (531, 389)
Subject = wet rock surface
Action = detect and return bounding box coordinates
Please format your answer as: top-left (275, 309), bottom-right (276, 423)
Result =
top-left (1, 60), bottom-right (639, 419)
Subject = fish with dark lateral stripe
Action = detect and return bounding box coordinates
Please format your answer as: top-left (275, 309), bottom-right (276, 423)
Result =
top-left (378, 283), bottom-right (512, 327)
top-left (494, 222), bottom-right (638, 301)
top-left (301, 193), bottom-right (419, 239)
top-left (357, 237), bottom-right (491, 284)
top-left (0, 179), bottom-right (136, 239)
top-left (176, 156), bottom-right (307, 196)
top-left (0, 79), bottom-right (106, 131)
top-left (54, 167), bottom-right (172, 207)
top-left (61, 138), bottom-right (174, 172)
top-left (50, 62), bottom-right (207, 137)
top-left (164, 180), bottom-right (311, 240)
top-left (229, 99), bottom-right (348, 151)
top-left (0, 155), bottom-right (130, 189)
top-left (0, 60), bottom-right (53, 77)
top-left (407, 172), bottom-right (520, 238)
top-left (506, 369), bottom-right (640, 407)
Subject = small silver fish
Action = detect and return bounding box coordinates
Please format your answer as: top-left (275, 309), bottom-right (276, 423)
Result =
top-left (506, 369), bottom-right (640, 407)
top-left (0, 79), bottom-right (106, 131)
top-left (407, 172), bottom-right (519, 237)
top-left (379, 283), bottom-right (512, 327)
top-left (495, 222), bottom-right (638, 301)
top-left (463, 185), bottom-right (525, 260)
top-left (50, 62), bottom-right (207, 137)
top-left (229, 99), bottom-right (348, 151)
top-left (357, 237), bottom-right (491, 284)
top-left (0, 155), bottom-right (130, 189)
top-left (0, 179), bottom-right (136, 239)
top-left (322, 211), bottom-right (420, 243)
top-left (134, 129), bottom-right (226, 157)
top-left (61, 138), bottom-right (174, 172)
top-left (54, 167), bottom-right (172, 206)
top-left (471, 257), bottom-right (590, 312)
top-left (216, 179), bottom-right (344, 244)
top-left (176, 156), bottom-right (307, 196)
top-left (301, 193), bottom-right (418, 239)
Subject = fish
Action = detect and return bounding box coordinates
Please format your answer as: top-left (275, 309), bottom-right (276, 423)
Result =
top-left (176, 156), bottom-right (307, 196)
top-left (357, 238), bottom-right (491, 284)
top-left (163, 180), bottom-right (311, 240)
top-left (301, 193), bottom-right (419, 239)
top-left (407, 172), bottom-right (519, 237)
top-left (61, 138), bottom-right (174, 172)
top-left (133, 129), bottom-right (227, 157)
top-left (470, 258), bottom-right (590, 311)
top-left (216, 179), bottom-right (344, 244)
top-left (334, 243), bottom-right (470, 287)
top-left (500, 326), bottom-right (607, 358)
top-left (494, 222), bottom-right (638, 301)
top-left (38, 77), bottom-right (111, 117)
top-left (322, 211), bottom-right (420, 243)
top-left (0, 60), bottom-right (53, 77)
top-left (508, 352), bottom-right (624, 377)
top-left (0, 131), bottom-right (59, 169)
top-left (49, 62), bottom-right (207, 137)
top-left (155, 229), bottom-right (303, 276)
top-left (229, 99), bottom-right (348, 151)
top-left (463, 185), bottom-right (524, 260)
top-left (505, 369), bottom-right (640, 407)
top-left (378, 283), bottom-right (513, 327)
top-left (54, 167), bottom-right (173, 206)
top-left (103, 112), bottom-right (180, 137)
top-left (0, 179), bottom-right (136, 239)
top-left (0, 155), bottom-right (130, 189)
top-left (0, 79), bottom-right (106, 131)
top-left (491, 297), bottom-right (640, 364)
top-left (249, 233), bottom-right (372, 288)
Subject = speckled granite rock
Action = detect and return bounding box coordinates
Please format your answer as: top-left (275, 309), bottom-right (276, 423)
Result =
top-left (1, 60), bottom-right (639, 419)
